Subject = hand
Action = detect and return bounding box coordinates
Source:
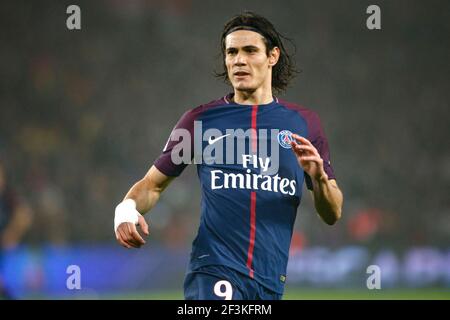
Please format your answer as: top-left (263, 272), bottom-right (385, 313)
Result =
top-left (290, 134), bottom-right (328, 181)
top-left (115, 214), bottom-right (149, 249)
top-left (114, 199), bottom-right (150, 249)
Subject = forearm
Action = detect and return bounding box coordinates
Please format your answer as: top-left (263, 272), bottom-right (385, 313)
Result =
top-left (123, 178), bottom-right (162, 214)
top-left (122, 166), bottom-right (173, 214)
top-left (115, 166), bottom-right (172, 248)
top-left (311, 176), bottom-right (343, 225)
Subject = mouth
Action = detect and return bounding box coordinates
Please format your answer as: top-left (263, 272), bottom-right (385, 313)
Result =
top-left (233, 71), bottom-right (250, 77)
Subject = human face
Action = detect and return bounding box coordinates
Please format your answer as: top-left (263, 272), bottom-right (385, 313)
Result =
top-left (225, 30), bottom-right (278, 93)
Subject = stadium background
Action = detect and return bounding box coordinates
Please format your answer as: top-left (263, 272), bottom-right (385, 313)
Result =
top-left (0, 0), bottom-right (449, 299)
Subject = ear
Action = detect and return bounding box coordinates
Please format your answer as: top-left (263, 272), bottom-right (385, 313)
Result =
top-left (268, 47), bottom-right (280, 67)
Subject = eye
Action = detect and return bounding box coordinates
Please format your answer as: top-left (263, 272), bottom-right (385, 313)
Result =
top-left (245, 47), bottom-right (258, 54)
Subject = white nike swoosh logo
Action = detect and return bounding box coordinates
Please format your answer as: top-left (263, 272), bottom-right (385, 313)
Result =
top-left (197, 254), bottom-right (210, 259)
top-left (208, 134), bottom-right (230, 145)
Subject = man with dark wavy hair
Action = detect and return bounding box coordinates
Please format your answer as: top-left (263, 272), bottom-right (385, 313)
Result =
top-left (114, 12), bottom-right (343, 300)
top-left (216, 11), bottom-right (296, 93)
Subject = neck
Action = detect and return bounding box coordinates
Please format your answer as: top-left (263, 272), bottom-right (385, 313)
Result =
top-left (233, 83), bottom-right (274, 105)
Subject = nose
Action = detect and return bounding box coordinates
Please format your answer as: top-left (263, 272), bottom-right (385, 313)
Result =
top-left (234, 52), bottom-right (246, 66)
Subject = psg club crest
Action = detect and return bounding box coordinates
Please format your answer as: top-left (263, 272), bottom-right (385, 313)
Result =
top-left (277, 130), bottom-right (293, 149)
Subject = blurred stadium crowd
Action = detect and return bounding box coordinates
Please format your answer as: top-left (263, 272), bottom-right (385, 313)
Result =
top-left (0, 0), bottom-right (448, 254)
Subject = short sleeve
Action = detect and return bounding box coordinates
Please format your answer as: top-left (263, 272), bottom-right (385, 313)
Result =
top-left (304, 112), bottom-right (335, 190)
top-left (153, 109), bottom-right (197, 177)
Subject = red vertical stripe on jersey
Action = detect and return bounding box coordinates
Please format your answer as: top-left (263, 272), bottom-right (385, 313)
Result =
top-left (251, 105), bottom-right (258, 152)
top-left (246, 191), bottom-right (257, 278)
top-left (247, 105), bottom-right (258, 278)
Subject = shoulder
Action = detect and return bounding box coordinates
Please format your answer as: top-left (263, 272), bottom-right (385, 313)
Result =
top-left (277, 99), bottom-right (321, 123)
top-left (172, 96), bottom-right (226, 128)
top-left (183, 96), bottom-right (227, 119)
top-left (277, 99), bottom-right (328, 142)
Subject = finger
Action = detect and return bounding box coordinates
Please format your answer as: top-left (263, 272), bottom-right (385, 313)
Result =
top-left (295, 144), bottom-right (319, 156)
top-left (290, 141), bottom-right (301, 156)
top-left (291, 141), bottom-right (313, 158)
top-left (292, 134), bottom-right (313, 146)
top-left (118, 235), bottom-right (131, 249)
top-left (131, 229), bottom-right (146, 245)
top-left (138, 215), bottom-right (150, 236)
top-left (127, 223), bottom-right (145, 246)
top-left (299, 155), bottom-right (322, 163)
top-left (116, 228), bottom-right (132, 249)
top-left (118, 225), bottom-right (138, 248)
top-left (119, 224), bottom-right (140, 248)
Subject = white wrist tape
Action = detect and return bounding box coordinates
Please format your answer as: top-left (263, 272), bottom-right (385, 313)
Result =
top-left (114, 199), bottom-right (141, 233)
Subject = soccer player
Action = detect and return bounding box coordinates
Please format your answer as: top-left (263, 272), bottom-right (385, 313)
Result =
top-left (114, 12), bottom-right (343, 300)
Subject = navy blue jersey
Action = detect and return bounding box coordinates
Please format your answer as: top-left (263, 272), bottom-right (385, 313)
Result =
top-left (154, 94), bottom-right (335, 294)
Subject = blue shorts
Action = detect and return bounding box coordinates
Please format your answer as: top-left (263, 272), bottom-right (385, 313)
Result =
top-left (183, 265), bottom-right (282, 300)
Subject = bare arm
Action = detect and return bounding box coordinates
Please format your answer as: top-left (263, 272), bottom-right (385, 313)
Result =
top-left (115, 165), bottom-right (174, 249)
top-left (291, 134), bottom-right (343, 225)
top-left (309, 178), bottom-right (343, 225)
top-left (123, 165), bottom-right (174, 214)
